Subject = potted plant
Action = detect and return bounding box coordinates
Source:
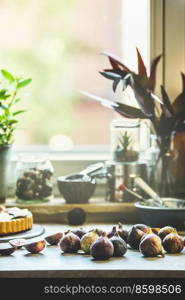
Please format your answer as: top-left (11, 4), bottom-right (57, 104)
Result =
top-left (82, 48), bottom-right (185, 197)
top-left (0, 69), bottom-right (31, 203)
top-left (114, 131), bottom-right (138, 162)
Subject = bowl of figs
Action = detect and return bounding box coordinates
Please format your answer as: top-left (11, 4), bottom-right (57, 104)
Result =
top-left (135, 198), bottom-right (185, 229)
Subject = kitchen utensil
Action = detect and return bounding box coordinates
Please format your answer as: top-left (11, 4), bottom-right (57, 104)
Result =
top-left (119, 183), bottom-right (146, 202)
top-left (135, 198), bottom-right (185, 229)
top-left (133, 176), bottom-right (164, 207)
top-left (66, 162), bottom-right (105, 180)
top-left (57, 163), bottom-right (105, 204)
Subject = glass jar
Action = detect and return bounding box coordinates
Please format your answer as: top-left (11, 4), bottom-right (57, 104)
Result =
top-left (110, 118), bottom-right (140, 162)
top-left (15, 155), bottom-right (54, 203)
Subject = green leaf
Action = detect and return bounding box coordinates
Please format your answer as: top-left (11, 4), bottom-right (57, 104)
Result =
top-left (1, 69), bottom-right (15, 82)
top-left (13, 110), bottom-right (27, 116)
top-left (115, 102), bottom-right (148, 119)
top-left (99, 71), bottom-right (122, 80)
top-left (0, 103), bottom-right (8, 110)
top-left (14, 98), bottom-right (22, 104)
top-left (112, 79), bottom-right (120, 92)
top-left (17, 78), bottom-right (32, 88)
top-left (0, 89), bottom-right (10, 100)
top-left (8, 119), bottom-right (18, 125)
top-left (0, 89), bottom-right (7, 96)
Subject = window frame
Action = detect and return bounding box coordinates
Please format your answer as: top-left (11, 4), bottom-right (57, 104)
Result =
top-left (150, 0), bottom-right (185, 99)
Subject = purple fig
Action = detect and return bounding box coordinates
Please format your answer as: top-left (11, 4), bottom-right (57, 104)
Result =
top-left (110, 232), bottom-right (127, 257)
top-left (59, 232), bottom-right (80, 253)
top-left (72, 228), bottom-right (86, 239)
top-left (107, 225), bottom-right (117, 238)
top-left (158, 226), bottom-right (177, 240)
top-left (162, 233), bottom-right (184, 254)
top-left (139, 234), bottom-right (164, 257)
top-left (90, 232), bottom-right (114, 260)
top-left (24, 239), bottom-right (46, 254)
top-left (45, 232), bottom-right (63, 245)
top-left (135, 224), bottom-right (153, 233)
top-left (80, 230), bottom-right (99, 254)
top-left (0, 243), bottom-right (15, 256)
top-left (9, 239), bottom-right (27, 249)
top-left (127, 224), bottom-right (152, 250)
top-left (117, 222), bottom-right (129, 243)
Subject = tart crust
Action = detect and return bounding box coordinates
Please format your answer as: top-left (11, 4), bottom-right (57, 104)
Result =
top-left (0, 214), bottom-right (33, 235)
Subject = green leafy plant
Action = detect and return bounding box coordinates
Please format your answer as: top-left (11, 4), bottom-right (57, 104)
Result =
top-left (118, 132), bottom-right (132, 153)
top-left (0, 69), bottom-right (32, 145)
top-left (114, 132), bottom-right (138, 162)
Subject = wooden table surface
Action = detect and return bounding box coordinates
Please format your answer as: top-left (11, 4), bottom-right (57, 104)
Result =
top-left (0, 224), bottom-right (185, 278)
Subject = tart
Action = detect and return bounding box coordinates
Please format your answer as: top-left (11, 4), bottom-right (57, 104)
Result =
top-left (0, 205), bottom-right (33, 235)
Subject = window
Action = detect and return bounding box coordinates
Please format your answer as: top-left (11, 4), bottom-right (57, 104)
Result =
top-left (0, 0), bottom-right (149, 151)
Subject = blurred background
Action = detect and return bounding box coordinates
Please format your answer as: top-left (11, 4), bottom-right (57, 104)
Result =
top-left (0, 0), bottom-right (149, 149)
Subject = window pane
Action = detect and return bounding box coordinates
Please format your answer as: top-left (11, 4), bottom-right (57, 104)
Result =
top-left (0, 0), bottom-right (149, 149)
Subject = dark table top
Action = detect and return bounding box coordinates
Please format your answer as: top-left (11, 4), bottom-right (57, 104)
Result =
top-left (0, 224), bottom-right (185, 278)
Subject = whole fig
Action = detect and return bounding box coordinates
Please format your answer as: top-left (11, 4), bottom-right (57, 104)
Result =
top-left (162, 233), bottom-right (184, 254)
top-left (107, 225), bottom-right (117, 239)
top-left (135, 224), bottom-right (153, 233)
top-left (90, 232), bottom-right (114, 260)
top-left (72, 228), bottom-right (86, 239)
top-left (151, 228), bottom-right (161, 235)
top-left (117, 222), bottom-right (129, 243)
top-left (139, 234), bottom-right (164, 257)
top-left (59, 232), bottom-right (80, 253)
top-left (80, 230), bottom-right (99, 254)
top-left (89, 228), bottom-right (104, 236)
top-left (110, 232), bottom-right (127, 257)
top-left (127, 224), bottom-right (152, 250)
top-left (158, 226), bottom-right (177, 240)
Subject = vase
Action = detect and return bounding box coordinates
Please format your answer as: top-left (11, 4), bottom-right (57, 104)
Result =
top-left (149, 132), bottom-right (185, 199)
top-left (110, 118), bottom-right (140, 162)
top-left (153, 152), bottom-right (172, 197)
top-left (168, 132), bottom-right (185, 199)
top-left (0, 145), bottom-right (12, 204)
top-left (15, 154), bottom-right (54, 203)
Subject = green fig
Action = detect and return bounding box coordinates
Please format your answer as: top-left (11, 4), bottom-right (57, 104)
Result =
top-left (89, 228), bottom-right (104, 236)
top-left (80, 230), bottom-right (99, 254)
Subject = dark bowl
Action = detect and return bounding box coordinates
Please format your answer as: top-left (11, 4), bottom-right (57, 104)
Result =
top-left (57, 175), bottom-right (96, 204)
top-left (135, 198), bottom-right (185, 229)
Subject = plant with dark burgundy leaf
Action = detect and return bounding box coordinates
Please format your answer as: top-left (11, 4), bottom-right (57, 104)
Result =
top-left (82, 48), bottom-right (185, 196)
